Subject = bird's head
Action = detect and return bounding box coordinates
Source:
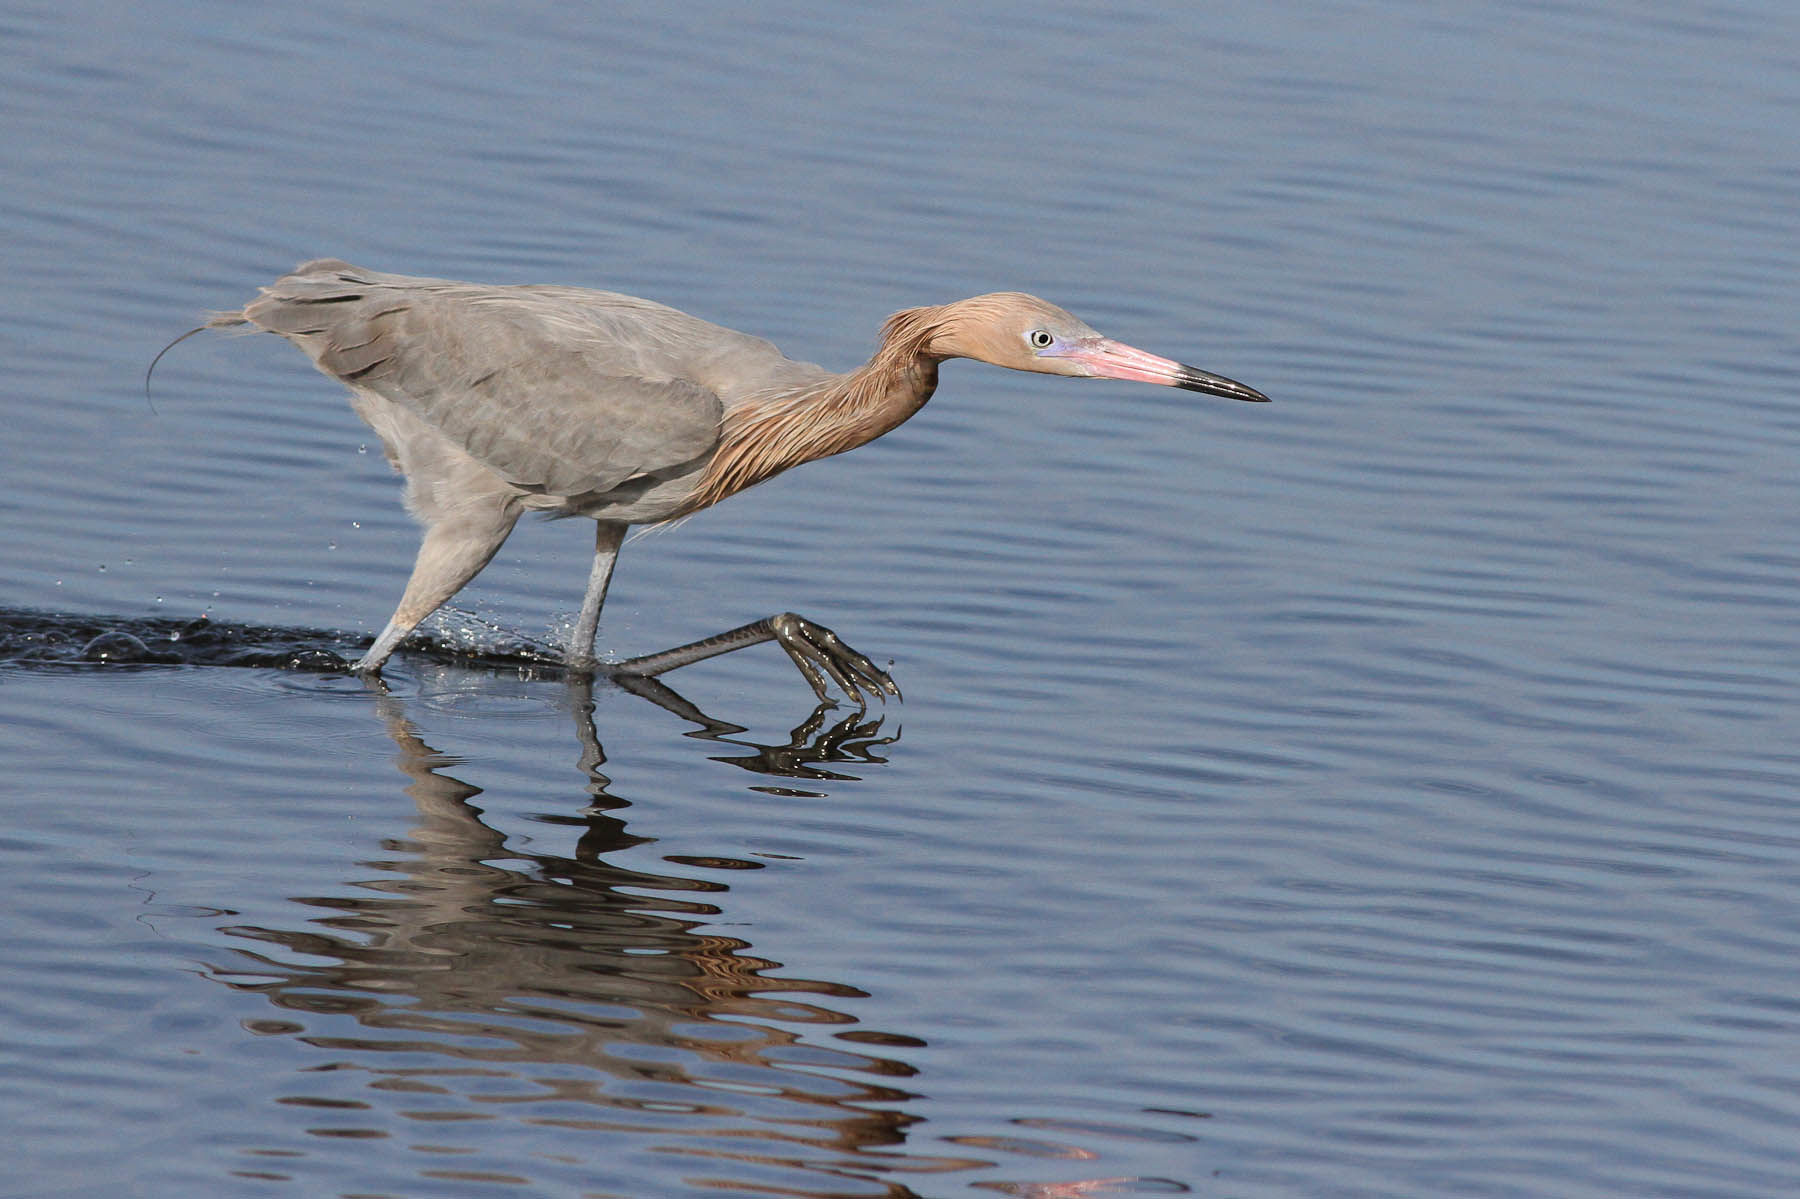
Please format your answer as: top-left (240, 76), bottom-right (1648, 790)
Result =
top-left (888, 292), bottom-right (1269, 403)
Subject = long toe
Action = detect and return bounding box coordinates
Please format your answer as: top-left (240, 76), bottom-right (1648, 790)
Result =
top-left (768, 613), bottom-right (900, 708)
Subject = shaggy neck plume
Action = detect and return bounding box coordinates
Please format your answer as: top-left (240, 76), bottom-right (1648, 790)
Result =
top-left (675, 305), bottom-right (952, 516)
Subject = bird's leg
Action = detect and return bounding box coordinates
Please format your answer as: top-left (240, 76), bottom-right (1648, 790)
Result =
top-left (353, 509), bottom-right (520, 673)
top-left (609, 612), bottom-right (899, 708)
top-left (567, 522), bottom-right (626, 672)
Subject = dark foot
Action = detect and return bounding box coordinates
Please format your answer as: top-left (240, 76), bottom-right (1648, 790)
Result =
top-left (766, 612), bottom-right (900, 707)
top-left (608, 612), bottom-right (900, 708)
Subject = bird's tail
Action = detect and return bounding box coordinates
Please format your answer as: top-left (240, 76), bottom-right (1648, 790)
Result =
top-left (204, 309), bottom-right (250, 330)
top-left (145, 260), bottom-right (371, 403)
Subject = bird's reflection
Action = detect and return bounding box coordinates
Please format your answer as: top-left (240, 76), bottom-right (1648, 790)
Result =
top-left (194, 678), bottom-right (979, 1197)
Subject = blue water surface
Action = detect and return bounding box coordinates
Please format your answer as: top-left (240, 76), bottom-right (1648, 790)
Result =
top-left (3, 2), bottom-right (1799, 1196)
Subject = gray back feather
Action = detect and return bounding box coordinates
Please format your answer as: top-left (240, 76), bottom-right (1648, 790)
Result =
top-left (242, 260), bottom-right (795, 498)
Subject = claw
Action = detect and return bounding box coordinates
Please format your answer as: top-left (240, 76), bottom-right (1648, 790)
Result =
top-left (769, 613), bottom-right (897, 709)
top-left (817, 624), bottom-right (898, 701)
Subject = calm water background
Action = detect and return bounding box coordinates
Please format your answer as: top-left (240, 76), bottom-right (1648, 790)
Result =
top-left (4, 2), bottom-right (1799, 1195)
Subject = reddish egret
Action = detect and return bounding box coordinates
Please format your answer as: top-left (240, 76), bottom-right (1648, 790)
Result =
top-left (195, 259), bottom-right (1267, 701)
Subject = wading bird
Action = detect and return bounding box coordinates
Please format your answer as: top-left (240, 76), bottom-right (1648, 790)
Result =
top-left (186, 259), bottom-right (1267, 702)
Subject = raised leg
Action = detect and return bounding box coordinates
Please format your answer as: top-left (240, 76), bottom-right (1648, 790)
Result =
top-left (354, 508), bottom-right (520, 673)
top-left (567, 521), bottom-right (626, 672)
top-left (610, 612), bottom-right (899, 707)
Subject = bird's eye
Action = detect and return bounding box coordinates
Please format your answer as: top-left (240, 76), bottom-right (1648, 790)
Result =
top-left (1028, 329), bottom-right (1054, 349)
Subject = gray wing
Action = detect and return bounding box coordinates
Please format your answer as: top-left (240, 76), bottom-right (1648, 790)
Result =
top-left (240, 259), bottom-right (737, 497)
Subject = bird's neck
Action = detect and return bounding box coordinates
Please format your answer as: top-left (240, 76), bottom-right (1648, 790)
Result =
top-left (677, 321), bottom-right (946, 515)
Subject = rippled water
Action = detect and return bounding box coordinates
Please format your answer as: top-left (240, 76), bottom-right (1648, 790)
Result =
top-left (5, 1), bottom-right (1799, 1196)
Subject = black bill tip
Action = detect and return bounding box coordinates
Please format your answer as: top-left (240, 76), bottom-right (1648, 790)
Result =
top-left (1175, 365), bottom-right (1271, 403)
